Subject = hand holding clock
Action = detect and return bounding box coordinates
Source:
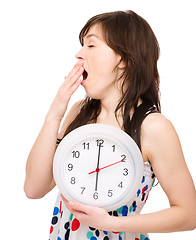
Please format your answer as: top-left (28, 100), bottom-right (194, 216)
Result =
top-left (61, 194), bottom-right (113, 231)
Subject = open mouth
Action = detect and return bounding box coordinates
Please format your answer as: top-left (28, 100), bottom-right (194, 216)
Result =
top-left (82, 69), bottom-right (88, 83)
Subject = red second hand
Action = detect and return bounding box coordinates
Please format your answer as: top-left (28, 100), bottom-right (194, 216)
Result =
top-left (88, 159), bottom-right (126, 175)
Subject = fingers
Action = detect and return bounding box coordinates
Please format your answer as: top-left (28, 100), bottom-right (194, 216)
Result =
top-left (68, 61), bottom-right (84, 79)
top-left (61, 61), bottom-right (84, 95)
top-left (68, 201), bottom-right (90, 214)
top-left (60, 194), bottom-right (69, 205)
top-left (57, 62), bottom-right (84, 100)
top-left (61, 194), bottom-right (89, 214)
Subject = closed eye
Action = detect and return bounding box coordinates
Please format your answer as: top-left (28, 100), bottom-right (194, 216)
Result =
top-left (88, 45), bottom-right (95, 48)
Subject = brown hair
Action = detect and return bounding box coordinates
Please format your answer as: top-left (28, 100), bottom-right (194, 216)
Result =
top-left (63, 10), bottom-right (161, 150)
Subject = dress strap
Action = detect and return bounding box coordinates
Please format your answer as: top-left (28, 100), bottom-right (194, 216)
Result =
top-left (145, 105), bottom-right (160, 116)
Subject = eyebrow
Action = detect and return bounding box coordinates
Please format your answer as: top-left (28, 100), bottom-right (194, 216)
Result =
top-left (85, 34), bottom-right (99, 39)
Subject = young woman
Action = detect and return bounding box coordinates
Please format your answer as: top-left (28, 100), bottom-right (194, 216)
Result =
top-left (24, 10), bottom-right (196, 240)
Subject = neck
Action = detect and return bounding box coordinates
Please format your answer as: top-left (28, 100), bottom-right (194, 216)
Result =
top-left (96, 93), bottom-right (123, 128)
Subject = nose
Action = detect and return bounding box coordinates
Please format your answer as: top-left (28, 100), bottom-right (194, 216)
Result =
top-left (75, 47), bottom-right (85, 61)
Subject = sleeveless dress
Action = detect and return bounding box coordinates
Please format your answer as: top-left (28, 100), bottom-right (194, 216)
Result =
top-left (49, 161), bottom-right (156, 240)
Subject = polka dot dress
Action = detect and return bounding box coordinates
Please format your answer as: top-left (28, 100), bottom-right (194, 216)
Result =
top-left (49, 162), bottom-right (155, 240)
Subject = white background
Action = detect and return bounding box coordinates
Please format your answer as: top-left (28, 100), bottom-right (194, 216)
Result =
top-left (0, 0), bottom-right (195, 239)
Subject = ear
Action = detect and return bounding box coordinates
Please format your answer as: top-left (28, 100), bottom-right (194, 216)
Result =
top-left (118, 60), bottom-right (126, 69)
top-left (117, 57), bottom-right (126, 69)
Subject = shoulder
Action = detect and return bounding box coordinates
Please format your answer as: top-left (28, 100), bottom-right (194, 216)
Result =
top-left (141, 112), bottom-right (180, 162)
top-left (142, 112), bottom-right (175, 136)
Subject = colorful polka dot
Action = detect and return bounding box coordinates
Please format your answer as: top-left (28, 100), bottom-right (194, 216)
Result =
top-left (49, 225), bottom-right (53, 234)
top-left (142, 193), bottom-right (146, 201)
top-left (152, 179), bottom-right (155, 186)
top-left (140, 234), bottom-right (149, 240)
top-left (51, 216), bottom-right (58, 225)
top-left (57, 237), bottom-right (61, 240)
top-left (89, 226), bottom-right (96, 231)
top-left (53, 207), bottom-right (59, 215)
top-left (103, 237), bottom-right (109, 240)
top-left (145, 194), bottom-right (149, 203)
top-left (71, 218), bottom-right (80, 231)
top-left (90, 237), bottom-right (97, 240)
top-left (117, 207), bottom-right (123, 214)
top-left (87, 231), bottom-right (93, 239)
top-left (122, 206), bottom-right (128, 216)
top-left (95, 229), bottom-right (100, 237)
top-left (137, 189), bottom-right (141, 197)
top-left (64, 229), bottom-right (70, 240)
top-left (142, 176), bottom-right (145, 183)
top-left (64, 221), bottom-right (69, 230)
top-left (69, 213), bottom-right (73, 221)
top-left (129, 205), bottom-right (133, 213)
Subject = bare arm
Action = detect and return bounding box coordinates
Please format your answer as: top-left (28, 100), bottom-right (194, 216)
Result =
top-left (24, 61), bottom-right (84, 199)
top-left (111, 114), bottom-right (196, 232)
top-left (108, 114), bottom-right (196, 232)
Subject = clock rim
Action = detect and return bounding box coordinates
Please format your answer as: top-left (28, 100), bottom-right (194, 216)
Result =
top-left (53, 123), bottom-right (144, 211)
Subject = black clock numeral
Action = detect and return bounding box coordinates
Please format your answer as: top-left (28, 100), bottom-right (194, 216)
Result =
top-left (96, 139), bottom-right (104, 147)
top-left (121, 154), bottom-right (126, 162)
top-left (123, 168), bottom-right (129, 176)
top-left (82, 142), bottom-right (90, 150)
top-left (72, 150), bottom-right (80, 158)
top-left (112, 145), bottom-right (115, 152)
top-left (81, 187), bottom-right (85, 194)
top-left (70, 177), bottom-right (76, 184)
top-left (108, 190), bottom-right (113, 197)
top-left (93, 192), bottom-right (98, 200)
top-left (68, 163), bottom-right (73, 171)
top-left (118, 181), bottom-right (123, 188)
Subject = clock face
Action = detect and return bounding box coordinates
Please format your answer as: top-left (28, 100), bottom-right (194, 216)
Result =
top-left (53, 124), bottom-right (144, 211)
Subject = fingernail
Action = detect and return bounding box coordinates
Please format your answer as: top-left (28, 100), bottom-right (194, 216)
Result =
top-left (69, 201), bottom-right (75, 207)
top-left (76, 61), bottom-right (82, 66)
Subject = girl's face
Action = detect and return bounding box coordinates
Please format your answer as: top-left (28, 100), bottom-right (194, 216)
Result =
top-left (75, 24), bottom-right (124, 100)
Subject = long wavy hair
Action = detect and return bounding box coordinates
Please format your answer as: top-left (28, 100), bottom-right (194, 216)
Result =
top-left (62, 10), bottom-right (161, 150)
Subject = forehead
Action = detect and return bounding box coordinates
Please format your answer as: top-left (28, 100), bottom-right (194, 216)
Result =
top-left (83, 24), bottom-right (104, 41)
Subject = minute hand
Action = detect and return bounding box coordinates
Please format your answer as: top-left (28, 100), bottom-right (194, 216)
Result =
top-left (89, 159), bottom-right (126, 175)
top-left (95, 144), bottom-right (101, 191)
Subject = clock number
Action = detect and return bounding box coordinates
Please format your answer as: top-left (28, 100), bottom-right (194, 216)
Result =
top-left (96, 139), bottom-right (104, 147)
top-left (81, 187), bottom-right (85, 194)
top-left (118, 182), bottom-right (123, 188)
top-left (68, 163), bottom-right (73, 171)
top-left (123, 168), bottom-right (129, 176)
top-left (121, 154), bottom-right (126, 162)
top-left (70, 177), bottom-right (76, 184)
top-left (72, 150), bottom-right (80, 158)
top-left (93, 192), bottom-right (98, 200)
top-left (112, 145), bottom-right (115, 152)
top-left (108, 190), bottom-right (113, 197)
top-left (82, 142), bottom-right (89, 150)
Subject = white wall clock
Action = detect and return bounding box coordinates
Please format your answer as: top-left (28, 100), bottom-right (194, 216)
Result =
top-left (53, 123), bottom-right (144, 211)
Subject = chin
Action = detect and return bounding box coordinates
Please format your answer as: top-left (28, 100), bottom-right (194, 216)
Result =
top-left (83, 86), bottom-right (102, 100)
